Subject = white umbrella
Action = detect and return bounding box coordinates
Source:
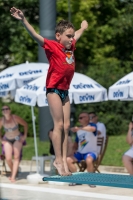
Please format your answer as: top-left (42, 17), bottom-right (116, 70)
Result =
top-left (0, 62), bottom-right (49, 94)
top-left (15, 72), bottom-right (108, 106)
top-left (70, 73), bottom-right (108, 104)
top-left (0, 91), bottom-right (8, 97)
top-left (108, 71), bottom-right (133, 100)
top-left (15, 75), bottom-right (49, 107)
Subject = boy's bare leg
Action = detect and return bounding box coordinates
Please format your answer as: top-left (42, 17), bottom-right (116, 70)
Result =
top-left (47, 93), bottom-right (67, 176)
top-left (62, 96), bottom-right (71, 175)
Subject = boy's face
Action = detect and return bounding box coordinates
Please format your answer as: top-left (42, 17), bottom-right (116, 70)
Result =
top-left (56, 28), bottom-right (75, 49)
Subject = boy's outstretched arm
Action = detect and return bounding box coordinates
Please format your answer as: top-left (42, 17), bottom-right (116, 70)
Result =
top-left (74, 20), bottom-right (88, 42)
top-left (10, 7), bottom-right (44, 46)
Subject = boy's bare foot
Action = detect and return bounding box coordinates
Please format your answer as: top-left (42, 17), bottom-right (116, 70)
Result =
top-left (63, 161), bottom-right (72, 176)
top-left (53, 160), bottom-right (68, 176)
top-left (10, 178), bottom-right (16, 183)
top-left (8, 173), bottom-right (12, 180)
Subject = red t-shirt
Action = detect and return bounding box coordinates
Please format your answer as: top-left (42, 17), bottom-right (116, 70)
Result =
top-left (42, 38), bottom-right (76, 90)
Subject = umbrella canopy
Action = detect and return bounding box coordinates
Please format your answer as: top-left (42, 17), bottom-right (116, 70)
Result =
top-left (15, 72), bottom-right (108, 106)
top-left (108, 71), bottom-right (133, 100)
top-left (70, 73), bottom-right (108, 104)
top-left (0, 62), bottom-right (49, 94)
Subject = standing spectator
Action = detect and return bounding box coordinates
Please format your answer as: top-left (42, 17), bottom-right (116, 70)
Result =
top-left (89, 112), bottom-right (106, 154)
top-left (67, 112), bottom-right (97, 186)
top-left (122, 122), bottom-right (133, 175)
top-left (0, 105), bottom-right (28, 182)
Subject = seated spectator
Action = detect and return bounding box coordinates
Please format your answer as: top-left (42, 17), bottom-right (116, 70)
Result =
top-left (89, 112), bottom-right (106, 154)
top-left (67, 112), bottom-right (97, 187)
top-left (0, 105), bottom-right (28, 182)
top-left (122, 122), bottom-right (133, 175)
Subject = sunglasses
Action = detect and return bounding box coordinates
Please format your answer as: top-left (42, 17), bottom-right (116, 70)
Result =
top-left (2, 108), bottom-right (10, 111)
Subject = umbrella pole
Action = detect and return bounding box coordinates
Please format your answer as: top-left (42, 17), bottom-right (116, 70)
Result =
top-left (31, 106), bottom-right (39, 174)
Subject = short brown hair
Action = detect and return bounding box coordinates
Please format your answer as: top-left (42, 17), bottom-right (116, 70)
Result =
top-left (55, 20), bottom-right (75, 34)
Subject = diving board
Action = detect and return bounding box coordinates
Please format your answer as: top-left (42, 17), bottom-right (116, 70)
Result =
top-left (43, 172), bottom-right (133, 189)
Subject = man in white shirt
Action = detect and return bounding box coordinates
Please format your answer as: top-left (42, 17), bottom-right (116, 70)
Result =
top-left (67, 112), bottom-right (97, 176)
top-left (89, 112), bottom-right (106, 155)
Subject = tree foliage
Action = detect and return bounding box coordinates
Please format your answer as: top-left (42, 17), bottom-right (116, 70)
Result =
top-left (0, 0), bottom-right (39, 67)
top-left (1, 0), bottom-right (133, 136)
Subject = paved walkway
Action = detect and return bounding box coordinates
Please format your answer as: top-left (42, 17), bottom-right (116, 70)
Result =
top-left (0, 161), bottom-right (133, 200)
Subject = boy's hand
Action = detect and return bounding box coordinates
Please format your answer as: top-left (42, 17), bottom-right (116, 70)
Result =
top-left (10, 7), bottom-right (24, 21)
top-left (81, 20), bottom-right (88, 30)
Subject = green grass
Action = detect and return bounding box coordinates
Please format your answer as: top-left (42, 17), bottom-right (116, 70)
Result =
top-left (101, 135), bottom-right (129, 166)
top-left (22, 135), bottom-right (129, 167)
top-left (22, 137), bottom-right (50, 160)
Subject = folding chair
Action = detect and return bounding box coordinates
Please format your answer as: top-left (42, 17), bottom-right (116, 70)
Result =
top-left (0, 154), bottom-right (7, 175)
top-left (76, 136), bottom-right (108, 173)
top-left (94, 136), bottom-right (108, 172)
top-left (93, 137), bottom-right (105, 173)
